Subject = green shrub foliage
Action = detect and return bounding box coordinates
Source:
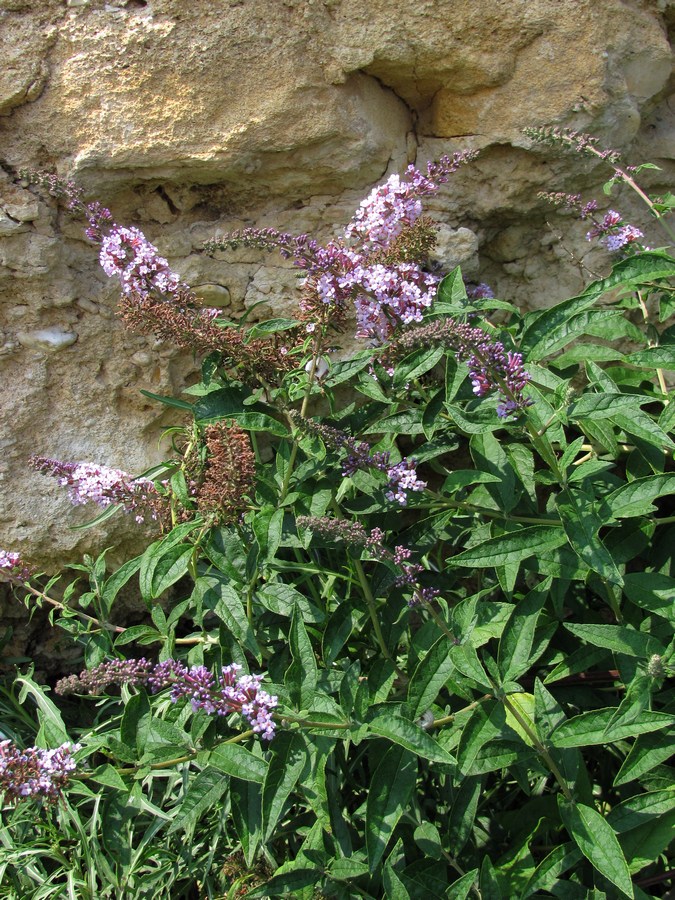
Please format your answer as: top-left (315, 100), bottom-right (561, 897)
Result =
top-left (1, 130), bottom-right (674, 898)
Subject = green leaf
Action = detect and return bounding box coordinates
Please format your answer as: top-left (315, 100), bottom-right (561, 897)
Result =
top-left (234, 412), bottom-right (289, 435)
top-left (558, 797), bottom-right (634, 897)
top-left (470, 431), bottom-right (518, 513)
top-left (437, 266), bottom-right (469, 306)
top-left (285, 605), bottom-right (318, 709)
top-left (608, 789), bottom-right (675, 833)
top-left (497, 578), bottom-right (550, 681)
top-left (442, 470), bottom-right (501, 492)
top-left (101, 556), bottom-right (142, 615)
top-left (447, 869), bottom-right (480, 899)
top-left (203, 527), bottom-right (247, 583)
top-left (610, 411), bottom-right (675, 452)
top-left (600, 473), bottom-right (675, 520)
top-left (568, 392), bottom-right (643, 419)
top-left (614, 728), bottom-right (675, 786)
top-left (383, 862), bottom-right (412, 899)
top-left (456, 701), bottom-right (504, 775)
top-left (246, 317), bottom-right (301, 338)
top-left (619, 808), bottom-right (675, 875)
top-left (253, 506), bottom-right (284, 565)
top-left (209, 743), bottom-right (268, 783)
top-left (245, 868), bottom-right (321, 898)
top-left (556, 488), bottom-right (624, 586)
top-left (138, 523), bottom-right (199, 601)
top-left (88, 764), bottom-right (129, 791)
top-left (625, 346), bottom-right (675, 369)
top-left (322, 601), bottom-right (363, 665)
top-left (562, 623), bottom-right (664, 659)
top-left (550, 708), bottom-right (675, 747)
top-left (167, 766), bottom-right (229, 836)
top-left (447, 776), bottom-right (482, 855)
top-left (257, 582), bottom-right (324, 624)
top-left (449, 526), bottom-right (567, 568)
top-left (195, 575), bottom-right (260, 659)
top-left (365, 744), bottom-right (417, 870)
top-left (325, 351), bottom-right (372, 386)
top-left (366, 711), bottom-right (456, 765)
top-left (16, 674), bottom-right (69, 745)
top-left (230, 778), bottom-right (262, 868)
top-left (262, 732), bottom-right (307, 841)
top-left (407, 637), bottom-right (455, 719)
top-left (521, 251), bottom-right (675, 360)
top-left (393, 346), bottom-right (444, 390)
top-left (520, 842), bottom-right (583, 899)
top-left (139, 389), bottom-right (193, 410)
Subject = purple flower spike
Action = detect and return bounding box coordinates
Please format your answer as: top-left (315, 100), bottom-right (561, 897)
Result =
top-left (56, 659), bottom-right (278, 741)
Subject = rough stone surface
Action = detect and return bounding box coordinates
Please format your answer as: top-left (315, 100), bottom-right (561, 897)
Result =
top-left (0, 0), bottom-right (674, 572)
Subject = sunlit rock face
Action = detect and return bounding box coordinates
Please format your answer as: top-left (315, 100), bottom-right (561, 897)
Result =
top-left (0, 0), bottom-right (673, 566)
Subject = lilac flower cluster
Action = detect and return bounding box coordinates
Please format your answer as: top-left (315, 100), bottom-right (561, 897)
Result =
top-left (585, 209), bottom-right (644, 253)
top-left (384, 459), bottom-right (427, 505)
top-left (20, 171), bottom-right (113, 241)
top-left (539, 192), bottom-right (644, 254)
top-left (346, 262), bottom-right (439, 341)
top-left (55, 657), bottom-right (155, 695)
top-left (0, 739), bottom-right (80, 803)
top-left (0, 549), bottom-right (35, 583)
top-left (99, 225), bottom-right (184, 299)
top-left (56, 659), bottom-right (278, 740)
top-left (207, 153), bottom-right (476, 342)
top-left (31, 455), bottom-right (167, 525)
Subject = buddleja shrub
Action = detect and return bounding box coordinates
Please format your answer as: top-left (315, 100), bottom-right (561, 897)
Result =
top-left (1, 129), bottom-right (674, 899)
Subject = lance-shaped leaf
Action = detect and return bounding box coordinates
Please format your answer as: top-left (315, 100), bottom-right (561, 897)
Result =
top-left (599, 473), bottom-right (675, 520)
top-left (365, 743), bottom-right (417, 870)
top-left (558, 797), bottom-right (634, 897)
top-left (556, 488), bottom-right (623, 585)
top-left (449, 526), bottom-right (567, 569)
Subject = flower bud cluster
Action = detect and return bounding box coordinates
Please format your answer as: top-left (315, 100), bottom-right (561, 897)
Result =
top-left (524, 127), bottom-right (621, 163)
top-left (56, 659), bottom-right (278, 740)
top-left (297, 517), bottom-right (432, 604)
top-left (30, 455), bottom-right (168, 526)
top-left (0, 740), bottom-right (80, 803)
top-left (294, 417), bottom-right (425, 504)
top-left (382, 319), bottom-right (532, 418)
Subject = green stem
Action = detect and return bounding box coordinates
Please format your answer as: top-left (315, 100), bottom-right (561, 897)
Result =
top-left (279, 335), bottom-right (323, 504)
top-left (79, 731), bottom-right (255, 779)
top-left (16, 580), bottom-right (125, 634)
top-left (352, 555), bottom-right (408, 684)
top-left (499, 692), bottom-right (573, 801)
top-left (425, 495), bottom-right (562, 526)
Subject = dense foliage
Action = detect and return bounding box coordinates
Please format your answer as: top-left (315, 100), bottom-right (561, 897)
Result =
top-left (0, 129), bottom-right (674, 899)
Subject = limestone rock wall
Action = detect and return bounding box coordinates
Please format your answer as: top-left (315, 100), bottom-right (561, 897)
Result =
top-left (0, 0), bottom-right (674, 568)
